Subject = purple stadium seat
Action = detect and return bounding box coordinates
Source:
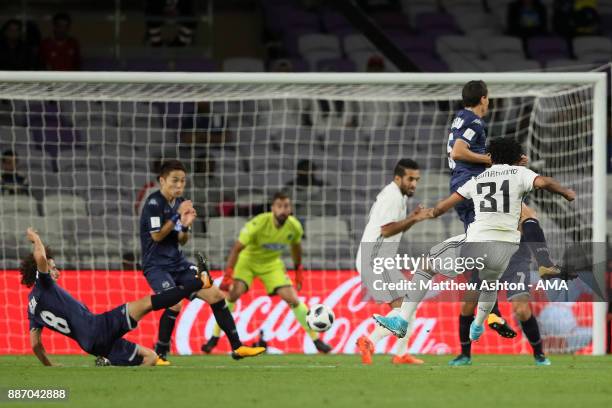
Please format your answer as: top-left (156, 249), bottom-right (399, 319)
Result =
top-left (322, 11), bottom-right (351, 33)
top-left (414, 12), bottom-right (461, 35)
top-left (123, 58), bottom-right (169, 71)
top-left (411, 55), bottom-right (449, 72)
top-left (527, 36), bottom-right (570, 63)
top-left (30, 128), bottom-right (81, 157)
top-left (288, 58), bottom-right (310, 72)
top-left (373, 12), bottom-right (410, 31)
top-left (392, 35), bottom-right (436, 56)
top-left (316, 58), bottom-right (357, 72)
top-left (81, 57), bottom-right (119, 71)
top-left (174, 58), bottom-right (217, 72)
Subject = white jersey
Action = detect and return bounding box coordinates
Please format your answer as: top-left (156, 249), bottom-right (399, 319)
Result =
top-left (456, 164), bottom-right (539, 243)
top-left (355, 182), bottom-right (407, 272)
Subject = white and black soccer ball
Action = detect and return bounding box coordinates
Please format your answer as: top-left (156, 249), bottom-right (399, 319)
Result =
top-left (306, 304), bottom-right (335, 332)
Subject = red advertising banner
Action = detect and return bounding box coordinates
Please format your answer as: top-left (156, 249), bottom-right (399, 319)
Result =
top-left (0, 270), bottom-right (593, 355)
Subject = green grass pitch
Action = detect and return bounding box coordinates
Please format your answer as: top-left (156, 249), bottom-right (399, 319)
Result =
top-left (1, 354), bottom-right (611, 408)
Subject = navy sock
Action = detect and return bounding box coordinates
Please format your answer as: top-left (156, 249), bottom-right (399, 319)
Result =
top-left (459, 314), bottom-right (474, 357)
top-left (520, 315), bottom-right (544, 356)
top-left (522, 218), bottom-right (554, 268)
top-left (156, 308), bottom-right (179, 352)
top-left (211, 300), bottom-right (242, 350)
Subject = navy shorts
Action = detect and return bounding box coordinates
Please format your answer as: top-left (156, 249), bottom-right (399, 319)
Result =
top-left (90, 304), bottom-right (142, 366)
top-left (454, 198), bottom-right (475, 232)
top-left (144, 264), bottom-right (198, 294)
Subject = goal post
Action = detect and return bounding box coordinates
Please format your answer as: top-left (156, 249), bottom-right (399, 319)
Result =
top-left (0, 71), bottom-right (607, 355)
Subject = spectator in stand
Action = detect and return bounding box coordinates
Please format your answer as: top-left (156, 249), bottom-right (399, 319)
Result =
top-left (180, 101), bottom-right (228, 146)
top-left (507, 0), bottom-right (548, 38)
top-left (553, 0), bottom-right (601, 38)
top-left (145, 0), bottom-right (197, 46)
top-left (135, 158), bottom-right (162, 215)
top-left (40, 13), bottom-right (81, 71)
top-left (0, 19), bottom-right (40, 70)
top-left (191, 155), bottom-right (235, 220)
top-left (1, 150), bottom-right (29, 196)
top-left (366, 55), bottom-right (385, 72)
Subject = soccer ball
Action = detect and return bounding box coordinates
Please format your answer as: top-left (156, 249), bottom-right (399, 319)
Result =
top-left (306, 304), bottom-right (335, 332)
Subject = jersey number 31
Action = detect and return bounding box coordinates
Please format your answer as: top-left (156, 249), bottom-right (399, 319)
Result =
top-left (477, 180), bottom-right (510, 213)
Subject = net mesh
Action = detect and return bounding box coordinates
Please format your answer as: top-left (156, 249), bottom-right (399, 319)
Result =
top-left (0, 78), bottom-right (598, 354)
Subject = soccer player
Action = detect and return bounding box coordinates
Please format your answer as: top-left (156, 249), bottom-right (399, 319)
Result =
top-left (446, 80), bottom-right (562, 366)
top-left (21, 228), bottom-right (212, 366)
top-left (201, 191), bottom-right (332, 354)
top-left (355, 159), bottom-right (431, 365)
top-left (141, 159), bottom-right (264, 363)
top-left (373, 138), bottom-right (576, 358)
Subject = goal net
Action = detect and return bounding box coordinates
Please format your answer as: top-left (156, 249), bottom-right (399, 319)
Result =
top-left (0, 72), bottom-right (606, 356)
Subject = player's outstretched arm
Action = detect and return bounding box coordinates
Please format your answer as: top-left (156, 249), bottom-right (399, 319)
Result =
top-left (533, 176), bottom-right (576, 201)
top-left (380, 205), bottom-right (433, 237)
top-left (30, 328), bottom-right (52, 366)
top-left (432, 192), bottom-right (465, 218)
top-left (26, 228), bottom-right (48, 273)
top-left (451, 139), bottom-right (492, 166)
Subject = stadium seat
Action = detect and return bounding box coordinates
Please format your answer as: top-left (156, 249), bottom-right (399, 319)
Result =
top-left (436, 36), bottom-right (481, 60)
top-left (305, 217), bottom-right (349, 241)
top-left (298, 34), bottom-right (341, 56)
top-left (573, 36), bottom-right (612, 62)
top-left (0, 195), bottom-right (38, 215)
top-left (527, 36), bottom-right (570, 63)
top-left (490, 57), bottom-right (541, 72)
top-left (343, 34), bottom-right (376, 55)
top-left (479, 36), bottom-right (523, 60)
top-left (222, 58), bottom-right (265, 72)
top-left (43, 193), bottom-right (88, 217)
top-left (545, 59), bottom-right (593, 71)
top-left (207, 217), bottom-right (248, 242)
top-left (317, 58), bottom-right (356, 72)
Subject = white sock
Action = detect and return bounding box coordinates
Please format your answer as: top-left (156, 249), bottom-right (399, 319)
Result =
top-left (395, 311), bottom-right (416, 356)
top-left (399, 270), bottom-right (432, 321)
top-left (369, 308), bottom-right (399, 343)
top-left (474, 288), bottom-right (497, 326)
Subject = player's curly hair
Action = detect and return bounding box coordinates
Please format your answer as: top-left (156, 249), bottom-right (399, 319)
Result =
top-left (487, 137), bottom-right (523, 165)
top-left (19, 246), bottom-right (53, 288)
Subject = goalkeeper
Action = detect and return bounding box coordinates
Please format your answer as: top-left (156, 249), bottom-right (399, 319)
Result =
top-left (201, 191), bottom-right (332, 354)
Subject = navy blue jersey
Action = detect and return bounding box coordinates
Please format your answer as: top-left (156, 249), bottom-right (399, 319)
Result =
top-left (447, 108), bottom-right (487, 191)
top-left (28, 271), bottom-right (97, 353)
top-left (139, 190), bottom-right (191, 272)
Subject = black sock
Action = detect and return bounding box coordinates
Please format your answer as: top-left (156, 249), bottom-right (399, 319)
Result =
top-left (211, 300), bottom-right (242, 350)
top-left (459, 314), bottom-right (474, 357)
top-left (520, 315), bottom-right (544, 356)
top-left (490, 301), bottom-right (501, 317)
top-left (157, 308), bottom-right (180, 351)
top-left (151, 280), bottom-right (203, 311)
top-left (522, 218), bottom-right (553, 268)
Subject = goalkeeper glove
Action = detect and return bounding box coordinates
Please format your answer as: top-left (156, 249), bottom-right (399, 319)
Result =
top-left (294, 265), bottom-right (304, 291)
top-left (220, 267), bottom-right (234, 291)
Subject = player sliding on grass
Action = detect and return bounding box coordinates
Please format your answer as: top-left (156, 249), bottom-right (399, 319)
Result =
top-left (355, 159), bottom-right (431, 365)
top-left (446, 80), bottom-right (564, 366)
top-left (140, 160), bottom-right (264, 364)
top-left (373, 138), bottom-right (575, 359)
top-left (201, 191), bottom-right (332, 354)
top-left (20, 228), bottom-right (222, 366)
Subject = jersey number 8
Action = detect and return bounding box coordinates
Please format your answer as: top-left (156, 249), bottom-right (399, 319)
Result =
top-left (40, 310), bottom-right (71, 334)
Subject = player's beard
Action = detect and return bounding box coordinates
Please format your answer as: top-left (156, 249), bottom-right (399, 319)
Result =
top-left (274, 214), bottom-right (288, 226)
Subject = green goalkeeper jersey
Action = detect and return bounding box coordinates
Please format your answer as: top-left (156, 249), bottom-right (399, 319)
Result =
top-left (237, 212), bottom-right (303, 265)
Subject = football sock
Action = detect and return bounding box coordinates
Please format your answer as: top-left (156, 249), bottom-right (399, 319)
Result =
top-left (292, 302), bottom-right (319, 340)
top-left (459, 314), bottom-right (474, 357)
top-left (157, 308), bottom-right (180, 349)
top-left (210, 299), bottom-right (242, 350)
top-left (475, 288), bottom-right (497, 326)
top-left (395, 311), bottom-right (415, 356)
top-left (150, 280), bottom-right (203, 311)
top-left (369, 309), bottom-right (398, 343)
top-left (520, 315), bottom-right (544, 356)
top-left (211, 301), bottom-right (234, 337)
top-left (399, 270), bottom-right (432, 321)
top-left (522, 218), bottom-right (554, 267)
